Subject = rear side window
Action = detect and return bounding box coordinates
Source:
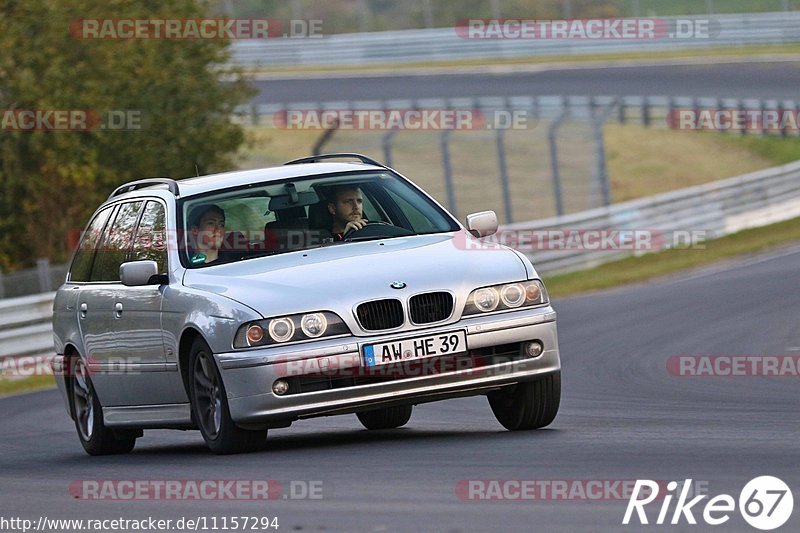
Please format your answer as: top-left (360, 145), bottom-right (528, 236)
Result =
top-left (131, 201), bottom-right (167, 272)
top-left (91, 201), bottom-right (143, 282)
top-left (69, 206), bottom-right (114, 282)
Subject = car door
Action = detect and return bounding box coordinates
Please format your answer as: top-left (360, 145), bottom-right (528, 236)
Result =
top-left (75, 203), bottom-right (126, 405)
top-left (121, 199), bottom-right (179, 405)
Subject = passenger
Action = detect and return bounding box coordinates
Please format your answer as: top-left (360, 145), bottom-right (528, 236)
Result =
top-left (188, 204), bottom-right (225, 264)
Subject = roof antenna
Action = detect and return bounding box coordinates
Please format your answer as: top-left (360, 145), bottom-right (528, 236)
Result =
top-left (195, 164), bottom-right (200, 177)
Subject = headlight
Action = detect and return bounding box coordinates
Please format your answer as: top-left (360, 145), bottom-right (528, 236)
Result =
top-left (234, 311), bottom-right (349, 348)
top-left (464, 280), bottom-right (548, 316)
top-left (473, 287), bottom-right (499, 312)
top-left (301, 313), bottom-right (327, 338)
top-left (268, 318), bottom-right (295, 343)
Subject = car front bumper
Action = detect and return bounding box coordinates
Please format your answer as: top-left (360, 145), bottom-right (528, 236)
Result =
top-left (216, 306), bottom-right (561, 428)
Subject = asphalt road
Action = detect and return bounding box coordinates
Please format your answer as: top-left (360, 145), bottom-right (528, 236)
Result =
top-left (252, 60), bottom-right (800, 105)
top-left (2, 245), bottom-right (799, 532)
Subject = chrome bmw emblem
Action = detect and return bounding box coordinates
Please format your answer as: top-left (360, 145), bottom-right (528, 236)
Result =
top-left (390, 281), bottom-right (407, 289)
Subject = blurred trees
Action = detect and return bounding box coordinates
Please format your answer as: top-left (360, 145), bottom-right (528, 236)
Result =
top-left (0, 0), bottom-right (252, 270)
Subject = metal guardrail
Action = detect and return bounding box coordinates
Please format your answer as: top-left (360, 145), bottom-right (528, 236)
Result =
top-left (0, 293), bottom-right (55, 363)
top-left (230, 12), bottom-right (800, 67)
top-left (2, 160), bottom-right (800, 360)
top-left (506, 160), bottom-right (800, 273)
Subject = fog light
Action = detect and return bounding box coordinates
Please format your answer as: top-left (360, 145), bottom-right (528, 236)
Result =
top-left (272, 379), bottom-right (290, 396)
top-left (524, 341), bottom-right (544, 358)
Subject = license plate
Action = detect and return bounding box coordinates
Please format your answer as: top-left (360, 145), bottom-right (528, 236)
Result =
top-left (362, 331), bottom-right (466, 367)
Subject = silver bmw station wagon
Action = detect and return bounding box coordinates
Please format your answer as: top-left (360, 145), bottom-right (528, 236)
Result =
top-left (52, 153), bottom-right (561, 455)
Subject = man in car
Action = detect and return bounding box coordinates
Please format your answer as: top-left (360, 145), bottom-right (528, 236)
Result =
top-left (327, 185), bottom-right (368, 241)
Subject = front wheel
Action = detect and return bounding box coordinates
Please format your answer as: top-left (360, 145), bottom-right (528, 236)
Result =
top-left (488, 372), bottom-right (560, 431)
top-left (70, 356), bottom-right (136, 455)
top-left (188, 337), bottom-right (266, 454)
top-left (356, 404), bottom-right (413, 430)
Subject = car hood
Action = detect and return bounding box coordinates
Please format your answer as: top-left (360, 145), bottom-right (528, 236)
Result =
top-left (182, 231), bottom-right (529, 319)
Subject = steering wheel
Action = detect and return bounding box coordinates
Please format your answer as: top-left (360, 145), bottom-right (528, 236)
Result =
top-left (342, 221), bottom-right (412, 241)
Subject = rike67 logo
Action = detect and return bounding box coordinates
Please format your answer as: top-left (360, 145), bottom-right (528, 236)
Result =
top-left (623, 476), bottom-right (793, 530)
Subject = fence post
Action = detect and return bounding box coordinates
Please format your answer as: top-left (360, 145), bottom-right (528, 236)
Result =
top-left (548, 99), bottom-right (568, 217)
top-left (250, 104), bottom-right (260, 126)
top-left (591, 99), bottom-right (616, 208)
top-left (36, 259), bottom-right (51, 293)
top-left (382, 127), bottom-right (399, 167)
top-left (496, 126), bottom-right (513, 223)
top-left (739, 100), bottom-right (748, 136)
top-left (440, 129), bottom-right (458, 217)
top-left (641, 96), bottom-right (650, 127)
top-left (0, 267), bottom-right (4, 299)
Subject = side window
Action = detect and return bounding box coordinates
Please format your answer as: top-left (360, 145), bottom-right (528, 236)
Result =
top-left (384, 188), bottom-right (437, 233)
top-left (68, 206), bottom-right (114, 282)
top-left (90, 201), bottom-right (143, 282)
top-left (131, 201), bottom-right (167, 272)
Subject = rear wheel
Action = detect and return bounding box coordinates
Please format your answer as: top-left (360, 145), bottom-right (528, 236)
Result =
top-left (488, 372), bottom-right (560, 431)
top-left (70, 357), bottom-right (136, 455)
top-left (356, 404), bottom-right (413, 430)
top-left (188, 337), bottom-right (266, 454)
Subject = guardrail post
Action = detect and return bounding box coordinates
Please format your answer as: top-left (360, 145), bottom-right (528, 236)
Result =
top-left (548, 99), bottom-right (568, 217)
top-left (36, 259), bottom-right (50, 293)
top-left (440, 129), bottom-right (457, 217)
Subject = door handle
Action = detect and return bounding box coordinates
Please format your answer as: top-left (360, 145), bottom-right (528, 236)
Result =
top-left (114, 302), bottom-right (123, 319)
top-left (79, 303), bottom-right (87, 319)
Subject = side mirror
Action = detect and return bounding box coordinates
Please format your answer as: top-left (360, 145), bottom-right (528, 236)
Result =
top-left (120, 260), bottom-right (161, 286)
top-left (465, 211), bottom-right (498, 238)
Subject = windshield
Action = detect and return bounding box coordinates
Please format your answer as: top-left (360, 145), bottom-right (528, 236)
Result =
top-left (179, 171), bottom-right (460, 267)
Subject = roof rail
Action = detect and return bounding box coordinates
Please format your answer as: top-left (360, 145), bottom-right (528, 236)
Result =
top-left (283, 153), bottom-right (385, 167)
top-left (108, 178), bottom-right (179, 200)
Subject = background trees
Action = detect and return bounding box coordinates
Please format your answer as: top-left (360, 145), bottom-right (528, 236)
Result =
top-left (0, 0), bottom-right (252, 270)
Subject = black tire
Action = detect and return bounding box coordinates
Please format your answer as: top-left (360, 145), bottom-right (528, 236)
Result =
top-left (188, 337), bottom-right (266, 454)
top-left (488, 372), bottom-right (560, 431)
top-left (356, 404), bottom-right (413, 430)
top-left (69, 356), bottom-right (136, 456)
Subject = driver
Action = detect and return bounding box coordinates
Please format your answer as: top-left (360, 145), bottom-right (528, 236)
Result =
top-left (327, 185), bottom-right (367, 241)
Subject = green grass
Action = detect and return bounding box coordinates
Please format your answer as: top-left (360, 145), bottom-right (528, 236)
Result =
top-left (543, 215), bottom-right (800, 298)
top-left (0, 375), bottom-right (56, 397)
top-left (726, 135), bottom-right (800, 165)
